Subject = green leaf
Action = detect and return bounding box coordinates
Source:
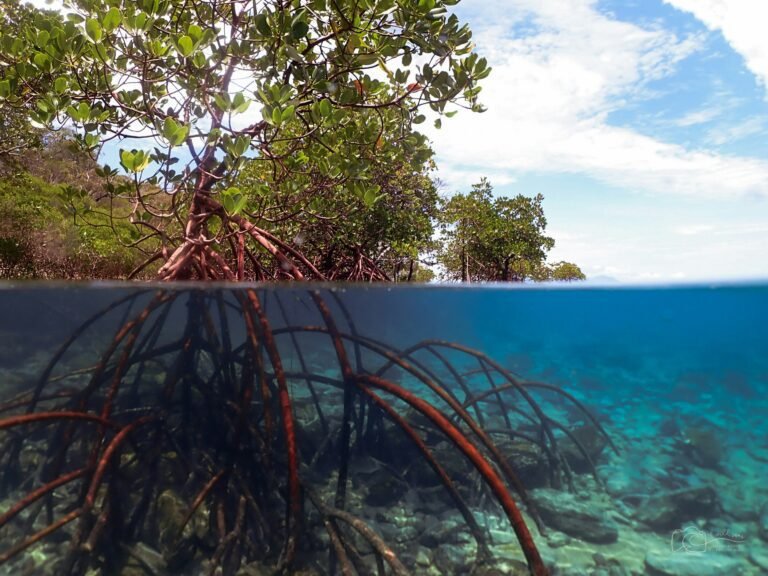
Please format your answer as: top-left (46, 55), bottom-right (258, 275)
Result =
top-left (33, 52), bottom-right (50, 69)
top-left (177, 35), bottom-right (194, 57)
top-left (78, 102), bottom-right (91, 120)
top-left (84, 133), bottom-right (99, 149)
top-left (291, 19), bottom-right (309, 40)
top-left (120, 149), bottom-right (151, 173)
top-left (261, 106), bottom-right (274, 125)
top-left (434, 118), bottom-right (442, 129)
top-left (142, 0), bottom-right (161, 14)
top-left (103, 7), bottom-right (122, 33)
top-left (255, 14), bottom-right (272, 36)
top-left (221, 187), bottom-right (247, 215)
top-left (119, 149), bottom-right (135, 172)
top-left (281, 105), bottom-right (296, 123)
top-left (363, 187), bottom-right (379, 207)
top-left (162, 117), bottom-right (179, 138)
top-left (171, 125), bottom-right (189, 146)
top-left (192, 52), bottom-right (207, 68)
top-left (134, 12), bottom-right (148, 31)
top-left (357, 53), bottom-right (378, 66)
top-left (161, 117), bottom-right (189, 146)
top-left (187, 24), bottom-right (203, 43)
top-left (148, 39), bottom-right (169, 57)
top-left (234, 136), bottom-right (251, 156)
top-left (318, 98), bottom-right (331, 118)
top-left (231, 195), bottom-right (247, 214)
top-left (37, 30), bottom-right (50, 48)
top-left (213, 93), bottom-right (230, 112)
top-left (54, 77), bottom-right (68, 94)
top-left (272, 107), bottom-right (282, 126)
top-left (0, 80), bottom-right (10, 100)
top-left (29, 114), bottom-right (49, 130)
top-left (132, 150), bottom-right (151, 172)
top-left (85, 18), bottom-right (102, 43)
top-left (232, 92), bottom-right (250, 114)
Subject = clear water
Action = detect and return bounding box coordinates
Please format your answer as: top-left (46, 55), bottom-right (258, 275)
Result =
top-left (0, 283), bottom-right (765, 575)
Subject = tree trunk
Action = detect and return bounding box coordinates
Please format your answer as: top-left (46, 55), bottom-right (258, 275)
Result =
top-left (460, 218), bottom-right (470, 283)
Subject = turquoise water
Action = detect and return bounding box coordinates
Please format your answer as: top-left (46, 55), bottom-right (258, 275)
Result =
top-left (0, 283), bottom-right (766, 575)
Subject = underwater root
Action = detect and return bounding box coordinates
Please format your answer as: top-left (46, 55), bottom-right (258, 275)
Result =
top-left (0, 289), bottom-right (614, 576)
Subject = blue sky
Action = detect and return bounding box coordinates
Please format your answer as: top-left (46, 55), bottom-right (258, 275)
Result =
top-left (27, 0), bottom-right (768, 283)
top-left (423, 0), bottom-right (768, 282)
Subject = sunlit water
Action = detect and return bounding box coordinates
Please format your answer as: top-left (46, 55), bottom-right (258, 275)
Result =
top-left (0, 283), bottom-right (765, 575)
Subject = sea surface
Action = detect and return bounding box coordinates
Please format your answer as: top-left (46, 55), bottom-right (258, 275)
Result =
top-left (0, 282), bottom-right (766, 575)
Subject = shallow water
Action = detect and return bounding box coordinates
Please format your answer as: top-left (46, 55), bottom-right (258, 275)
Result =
top-left (0, 283), bottom-right (766, 575)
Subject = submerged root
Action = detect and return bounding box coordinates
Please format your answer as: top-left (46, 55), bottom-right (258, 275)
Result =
top-left (0, 289), bottom-right (615, 576)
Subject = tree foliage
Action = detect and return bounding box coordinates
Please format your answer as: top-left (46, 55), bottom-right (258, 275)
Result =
top-left (0, 168), bottom-right (145, 279)
top-left (232, 141), bottom-right (439, 281)
top-left (546, 261), bottom-right (586, 281)
top-left (0, 0), bottom-right (490, 280)
top-left (0, 1), bottom-right (47, 164)
top-left (437, 178), bottom-right (584, 282)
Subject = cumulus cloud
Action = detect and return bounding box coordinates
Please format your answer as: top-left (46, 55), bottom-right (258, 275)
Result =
top-left (428, 0), bottom-right (768, 198)
top-left (664, 0), bottom-right (768, 94)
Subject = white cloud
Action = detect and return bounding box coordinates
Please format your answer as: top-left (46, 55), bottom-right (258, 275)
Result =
top-left (674, 105), bottom-right (725, 126)
top-left (675, 224), bottom-right (716, 236)
top-left (705, 115), bottom-right (768, 145)
top-left (664, 0), bottom-right (768, 94)
top-left (435, 166), bottom-right (517, 193)
top-left (674, 222), bottom-right (768, 236)
top-left (429, 0), bottom-right (768, 198)
top-left (551, 219), bottom-right (768, 283)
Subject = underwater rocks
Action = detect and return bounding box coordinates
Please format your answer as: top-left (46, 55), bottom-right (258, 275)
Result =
top-left (234, 563), bottom-right (321, 576)
top-left (591, 552), bottom-right (630, 576)
top-left (749, 545), bottom-right (768, 570)
top-left (678, 426), bottom-right (724, 470)
top-left (364, 474), bottom-right (409, 506)
top-left (719, 489), bottom-right (759, 522)
top-left (418, 515), bottom-right (462, 548)
top-left (644, 551), bottom-right (746, 576)
top-left (746, 445), bottom-right (768, 465)
top-left (630, 486), bottom-right (719, 530)
top-left (561, 424), bottom-right (608, 475)
top-left (531, 488), bottom-right (619, 544)
top-left (120, 543), bottom-right (167, 576)
top-left (497, 438), bottom-right (549, 487)
top-left (156, 488), bottom-right (209, 570)
top-left (433, 544), bottom-right (474, 574)
top-left (759, 503), bottom-right (768, 542)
